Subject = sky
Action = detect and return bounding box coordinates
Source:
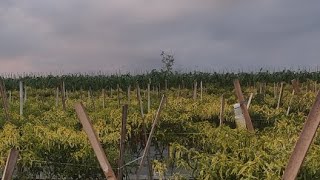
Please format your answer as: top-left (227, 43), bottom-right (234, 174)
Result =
top-left (1, 0), bottom-right (320, 74)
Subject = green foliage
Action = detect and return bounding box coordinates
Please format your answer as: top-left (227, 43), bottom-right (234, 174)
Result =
top-left (0, 73), bottom-right (319, 179)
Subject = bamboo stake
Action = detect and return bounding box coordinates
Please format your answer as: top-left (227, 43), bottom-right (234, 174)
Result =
top-left (283, 92), bottom-right (320, 180)
top-left (291, 79), bottom-right (301, 94)
top-left (234, 79), bottom-right (254, 132)
top-left (277, 82), bottom-right (284, 109)
top-left (137, 95), bottom-right (166, 179)
top-left (75, 103), bottom-right (116, 180)
top-left (165, 79), bottom-right (168, 92)
top-left (61, 81), bottom-right (66, 111)
top-left (127, 85), bottom-right (131, 104)
top-left (24, 85), bottom-right (27, 103)
top-left (136, 84), bottom-right (153, 179)
top-left (286, 90), bottom-right (295, 116)
top-left (0, 78), bottom-right (10, 121)
top-left (117, 84), bottom-right (120, 107)
top-left (102, 89), bottom-right (105, 109)
top-left (1, 148), bottom-right (19, 180)
top-left (118, 104), bottom-right (128, 180)
top-left (147, 83), bottom-right (151, 113)
top-left (247, 93), bottom-right (254, 109)
top-left (259, 83), bottom-right (262, 94)
top-left (55, 87), bottom-right (59, 107)
top-left (219, 94), bottom-right (225, 126)
top-left (193, 81), bottom-right (197, 100)
top-left (8, 91), bottom-right (11, 105)
top-left (274, 82), bottom-right (277, 99)
top-left (19, 81), bottom-right (23, 116)
top-left (200, 81), bottom-right (203, 101)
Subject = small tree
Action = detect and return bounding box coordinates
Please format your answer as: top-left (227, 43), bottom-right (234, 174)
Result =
top-left (160, 51), bottom-right (174, 73)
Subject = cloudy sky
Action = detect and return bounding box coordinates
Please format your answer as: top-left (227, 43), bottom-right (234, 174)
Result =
top-left (1, 0), bottom-right (320, 74)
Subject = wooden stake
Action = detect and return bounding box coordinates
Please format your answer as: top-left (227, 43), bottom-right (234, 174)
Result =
top-left (147, 83), bottom-right (151, 113)
top-left (102, 89), bottom-right (105, 109)
top-left (219, 94), bottom-right (225, 126)
top-left (61, 81), bottom-right (66, 111)
top-left (277, 82), bottom-right (284, 109)
top-left (75, 103), bottom-right (117, 180)
top-left (0, 78), bottom-right (10, 121)
top-left (19, 81), bottom-right (23, 116)
top-left (286, 90), bottom-right (295, 116)
top-left (2, 148), bottom-right (19, 180)
top-left (283, 92), bottom-right (320, 180)
top-left (247, 93), bottom-right (254, 109)
top-left (274, 82), bottom-right (277, 99)
top-left (137, 95), bottom-right (166, 179)
top-left (200, 81), bottom-right (203, 101)
top-left (291, 79), bottom-right (301, 94)
top-left (118, 104), bottom-right (128, 180)
top-left (8, 91), bottom-right (11, 106)
top-left (127, 85), bottom-right (131, 104)
top-left (259, 82), bottom-right (262, 94)
top-left (136, 84), bottom-right (153, 179)
top-left (55, 87), bottom-right (59, 107)
top-left (165, 79), bottom-right (168, 92)
top-left (117, 84), bottom-right (120, 107)
top-left (193, 81), bottom-right (197, 100)
top-left (234, 79), bottom-right (254, 132)
top-left (24, 85), bottom-right (27, 103)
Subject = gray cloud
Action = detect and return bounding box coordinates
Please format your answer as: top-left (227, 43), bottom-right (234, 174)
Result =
top-left (1, 0), bottom-right (320, 73)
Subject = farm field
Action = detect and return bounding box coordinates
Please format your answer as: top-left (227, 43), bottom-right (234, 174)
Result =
top-left (1, 71), bottom-right (320, 179)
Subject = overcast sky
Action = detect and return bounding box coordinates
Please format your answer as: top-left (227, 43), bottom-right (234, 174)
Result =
top-left (1, 0), bottom-right (320, 74)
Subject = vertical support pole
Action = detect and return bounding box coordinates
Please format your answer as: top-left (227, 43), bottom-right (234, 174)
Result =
top-left (274, 82), bottom-right (277, 99)
top-left (102, 89), bottom-right (105, 109)
top-left (277, 82), bottom-right (284, 109)
top-left (165, 79), bottom-right (168, 92)
top-left (147, 83), bottom-right (151, 113)
top-left (247, 93), bottom-right (254, 109)
top-left (234, 79), bottom-right (254, 132)
top-left (75, 103), bottom-right (117, 180)
top-left (8, 91), bottom-right (11, 104)
top-left (286, 90), bottom-right (295, 116)
top-left (200, 81), bottom-right (203, 101)
top-left (24, 85), bottom-right (27, 103)
top-left (19, 81), bottom-right (23, 116)
top-left (0, 78), bottom-right (10, 121)
top-left (55, 87), bottom-right (59, 107)
top-left (2, 148), bottom-right (19, 180)
top-left (219, 94), bottom-right (225, 126)
top-left (61, 81), bottom-right (66, 111)
top-left (66, 90), bottom-right (69, 100)
top-left (259, 82), bottom-right (262, 94)
top-left (127, 85), bottom-right (131, 104)
top-left (283, 92), bottom-right (320, 180)
top-left (136, 84), bottom-right (153, 180)
top-left (193, 80), bottom-right (197, 100)
top-left (291, 79), bottom-right (301, 94)
top-left (118, 104), bottom-right (128, 180)
top-left (117, 84), bottom-right (120, 107)
top-left (137, 95), bottom-right (166, 179)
